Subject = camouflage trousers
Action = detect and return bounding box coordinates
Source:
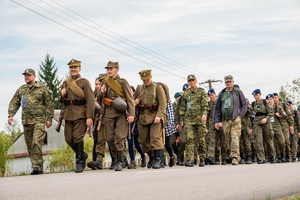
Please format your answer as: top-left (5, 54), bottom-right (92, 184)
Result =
top-left (23, 122), bottom-right (46, 170)
top-left (184, 122), bottom-right (206, 161)
top-left (222, 116), bottom-right (241, 160)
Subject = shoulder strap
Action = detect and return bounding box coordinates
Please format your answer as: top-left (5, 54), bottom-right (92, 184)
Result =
top-left (152, 83), bottom-right (157, 104)
top-left (66, 77), bottom-right (85, 98)
top-left (105, 77), bottom-right (125, 98)
top-left (263, 99), bottom-right (267, 107)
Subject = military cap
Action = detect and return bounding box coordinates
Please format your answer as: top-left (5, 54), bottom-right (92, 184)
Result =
top-left (252, 89), bottom-right (261, 95)
top-left (187, 74), bottom-right (196, 81)
top-left (286, 100), bottom-right (292, 105)
top-left (68, 59), bottom-right (81, 67)
top-left (273, 92), bottom-right (279, 97)
top-left (224, 75), bottom-right (233, 82)
top-left (98, 73), bottom-right (108, 81)
top-left (207, 88), bottom-right (215, 95)
top-left (298, 105), bottom-right (300, 111)
top-left (182, 83), bottom-right (189, 91)
top-left (174, 92), bottom-right (181, 99)
top-left (105, 61), bottom-right (119, 69)
top-left (234, 84), bottom-right (240, 89)
top-left (266, 94), bottom-right (274, 99)
top-left (22, 68), bottom-right (35, 75)
top-left (138, 70), bottom-right (151, 80)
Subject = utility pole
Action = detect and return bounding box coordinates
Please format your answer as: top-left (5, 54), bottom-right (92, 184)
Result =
top-left (199, 79), bottom-right (222, 89)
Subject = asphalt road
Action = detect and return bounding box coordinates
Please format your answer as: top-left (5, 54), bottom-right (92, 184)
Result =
top-left (1, 162), bottom-right (300, 200)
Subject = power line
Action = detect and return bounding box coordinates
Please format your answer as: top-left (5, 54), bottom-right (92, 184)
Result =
top-left (11, 0), bottom-right (186, 79)
top-left (47, 0), bottom-right (214, 80)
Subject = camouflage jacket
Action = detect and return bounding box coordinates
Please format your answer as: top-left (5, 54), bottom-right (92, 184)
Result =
top-left (8, 81), bottom-right (54, 125)
top-left (179, 87), bottom-right (208, 125)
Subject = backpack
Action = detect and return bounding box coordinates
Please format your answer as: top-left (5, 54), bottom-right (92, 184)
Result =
top-left (251, 99), bottom-right (267, 110)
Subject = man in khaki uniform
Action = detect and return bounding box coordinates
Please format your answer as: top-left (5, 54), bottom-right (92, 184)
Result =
top-left (102, 61), bottom-right (135, 171)
top-left (134, 70), bottom-right (166, 169)
top-left (8, 69), bottom-right (54, 175)
top-left (60, 59), bottom-right (95, 173)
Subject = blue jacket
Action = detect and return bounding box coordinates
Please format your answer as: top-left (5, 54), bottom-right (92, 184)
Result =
top-left (213, 88), bottom-right (247, 123)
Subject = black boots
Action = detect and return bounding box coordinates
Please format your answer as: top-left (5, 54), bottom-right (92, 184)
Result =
top-left (147, 150), bottom-right (154, 169)
top-left (115, 151), bottom-right (124, 171)
top-left (75, 141), bottom-right (85, 173)
top-left (152, 150), bottom-right (162, 169)
top-left (199, 158), bottom-right (205, 167)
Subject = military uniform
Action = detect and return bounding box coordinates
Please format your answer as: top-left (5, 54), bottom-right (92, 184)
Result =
top-left (286, 101), bottom-right (300, 161)
top-left (172, 93), bottom-right (186, 166)
top-left (103, 61), bottom-right (135, 171)
top-left (251, 90), bottom-right (276, 163)
top-left (206, 89), bottom-right (227, 165)
top-left (61, 59), bottom-right (95, 173)
top-left (274, 94), bottom-right (294, 161)
top-left (239, 98), bottom-right (252, 164)
top-left (179, 74), bottom-right (208, 167)
top-left (267, 94), bottom-right (285, 162)
top-left (135, 69), bottom-right (166, 169)
top-left (8, 69), bottom-right (54, 174)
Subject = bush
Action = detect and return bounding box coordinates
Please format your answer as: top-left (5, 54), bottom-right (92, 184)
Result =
top-left (48, 135), bottom-right (93, 173)
top-left (0, 131), bottom-right (13, 177)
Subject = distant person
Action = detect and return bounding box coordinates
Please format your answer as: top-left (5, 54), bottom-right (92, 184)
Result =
top-left (8, 69), bottom-right (54, 175)
top-left (60, 59), bottom-right (95, 173)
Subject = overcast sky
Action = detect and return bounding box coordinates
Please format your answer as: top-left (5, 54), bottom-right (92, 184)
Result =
top-left (1, 0), bottom-right (300, 131)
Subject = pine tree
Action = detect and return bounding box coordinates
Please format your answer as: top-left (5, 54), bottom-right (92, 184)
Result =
top-left (38, 53), bottom-right (62, 109)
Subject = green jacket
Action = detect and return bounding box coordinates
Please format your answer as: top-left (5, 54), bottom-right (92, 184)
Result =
top-left (8, 82), bottom-right (54, 125)
top-left (179, 87), bottom-right (208, 125)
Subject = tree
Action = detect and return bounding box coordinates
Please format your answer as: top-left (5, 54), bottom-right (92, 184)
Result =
top-left (280, 77), bottom-right (300, 108)
top-left (38, 53), bottom-right (62, 109)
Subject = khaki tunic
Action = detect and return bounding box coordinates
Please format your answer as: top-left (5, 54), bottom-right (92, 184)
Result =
top-left (135, 82), bottom-right (166, 152)
top-left (61, 75), bottom-right (95, 145)
top-left (103, 75), bottom-right (135, 152)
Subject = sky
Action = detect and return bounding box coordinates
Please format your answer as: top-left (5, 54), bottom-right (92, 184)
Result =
top-left (1, 0), bottom-right (300, 131)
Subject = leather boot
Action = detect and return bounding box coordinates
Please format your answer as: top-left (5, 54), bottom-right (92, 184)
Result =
top-left (281, 154), bottom-right (287, 163)
top-left (127, 160), bottom-right (137, 169)
top-left (177, 156), bottom-right (184, 166)
top-left (141, 156), bottom-right (146, 168)
top-left (215, 157), bottom-right (220, 165)
top-left (270, 157), bottom-right (277, 164)
top-left (245, 155), bottom-right (252, 164)
top-left (169, 156), bottom-right (175, 167)
top-left (221, 158), bottom-right (226, 165)
top-left (75, 142), bottom-right (84, 173)
top-left (152, 150), bottom-right (162, 169)
top-left (115, 151), bottom-right (123, 171)
top-left (185, 160), bottom-right (194, 167)
top-left (147, 150), bottom-right (154, 169)
top-left (199, 158), bottom-right (205, 167)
